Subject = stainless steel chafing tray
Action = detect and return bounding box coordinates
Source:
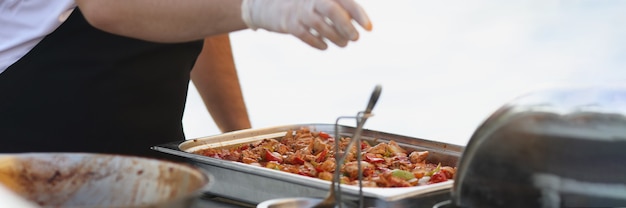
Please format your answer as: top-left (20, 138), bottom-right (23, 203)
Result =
top-left (152, 123), bottom-right (464, 208)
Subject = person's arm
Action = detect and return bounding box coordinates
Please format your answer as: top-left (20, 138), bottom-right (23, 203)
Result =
top-left (76, 0), bottom-right (246, 43)
top-left (75, 0), bottom-right (372, 50)
top-left (191, 34), bottom-right (251, 133)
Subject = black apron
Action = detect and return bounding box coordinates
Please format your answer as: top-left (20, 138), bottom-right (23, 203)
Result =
top-left (0, 9), bottom-right (203, 159)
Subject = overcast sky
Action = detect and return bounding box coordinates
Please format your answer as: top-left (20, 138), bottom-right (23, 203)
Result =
top-left (183, 0), bottom-right (626, 146)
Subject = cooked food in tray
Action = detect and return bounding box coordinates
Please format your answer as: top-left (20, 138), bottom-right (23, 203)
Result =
top-left (193, 127), bottom-right (456, 188)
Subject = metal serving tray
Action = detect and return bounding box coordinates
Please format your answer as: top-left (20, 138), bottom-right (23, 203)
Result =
top-left (152, 124), bottom-right (464, 208)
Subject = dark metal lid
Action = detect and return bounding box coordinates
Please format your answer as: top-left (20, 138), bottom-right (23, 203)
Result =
top-left (451, 86), bottom-right (626, 208)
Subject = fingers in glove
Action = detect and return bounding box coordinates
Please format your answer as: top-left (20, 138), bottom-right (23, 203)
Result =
top-left (314, 0), bottom-right (359, 41)
top-left (336, 0), bottom-right (372, 31)
top-left (303, 14), bottom-right (349, 47)
top-left (293, 24), bottom-right (329, 50)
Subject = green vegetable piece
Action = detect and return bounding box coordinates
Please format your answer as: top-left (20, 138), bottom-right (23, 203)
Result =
top-left (391, 169), bottom-right (415, 180)
top-left (426, 163), bottom-right (442, 176)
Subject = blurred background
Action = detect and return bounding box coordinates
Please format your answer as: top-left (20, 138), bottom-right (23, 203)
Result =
top-left (183, 0), bottom-right (626, 146)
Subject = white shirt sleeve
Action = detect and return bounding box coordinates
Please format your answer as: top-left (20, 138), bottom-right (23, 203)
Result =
top-left (0, 0), bottom-right (76, 73)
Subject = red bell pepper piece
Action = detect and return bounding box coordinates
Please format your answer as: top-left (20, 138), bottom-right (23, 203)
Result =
top-left (264, 150), bottom-right (283, 163)
top-left (318, 132), bottom-right (331, 139)
top-left (365, 154), bottom-right (384, 163)
top-left (361, 141), bottom-right (370, 150)
top-left (315, 149), bottom-right (328, 163)
top-left (293, 156), bottom-right (305, 165)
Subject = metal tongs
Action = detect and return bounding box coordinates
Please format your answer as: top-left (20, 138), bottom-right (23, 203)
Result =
top-left (313, 85), bottom-right (382, 208)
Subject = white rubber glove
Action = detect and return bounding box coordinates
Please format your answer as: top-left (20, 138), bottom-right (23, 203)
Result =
top-left (241, 0), bottom-right (372, 50)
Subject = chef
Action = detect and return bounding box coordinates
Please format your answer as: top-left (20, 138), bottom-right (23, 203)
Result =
top-left (0, 0), bottom-right (372, 158)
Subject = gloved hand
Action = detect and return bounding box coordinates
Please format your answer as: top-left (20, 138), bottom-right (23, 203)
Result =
top-left (241, 0), bottom-right (372, 50)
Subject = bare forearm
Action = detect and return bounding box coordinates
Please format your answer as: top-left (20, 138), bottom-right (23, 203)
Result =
top-left (191, 34), bottom-right (251, 132)
top-left (76, 0), bottom-right (248, 43)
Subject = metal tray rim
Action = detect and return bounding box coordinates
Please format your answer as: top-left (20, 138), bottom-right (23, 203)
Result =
top-left (179, 123), bottom-right (463, 156)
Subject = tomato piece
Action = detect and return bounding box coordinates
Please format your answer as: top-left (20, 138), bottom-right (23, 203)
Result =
top-left (428, 171), bottom-right (448, 184)
top-left (238, 144), bottom-right (250, 151)
top-left (314, 165), bottom-right (324, 173)
top-left (301, 162), bottom-right (317, 177)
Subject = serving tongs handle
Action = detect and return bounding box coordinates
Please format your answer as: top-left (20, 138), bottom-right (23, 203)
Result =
top-left (332, 85), bottom-right (382, 208)
top-left (364, 85), bottom-right (382, 115)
